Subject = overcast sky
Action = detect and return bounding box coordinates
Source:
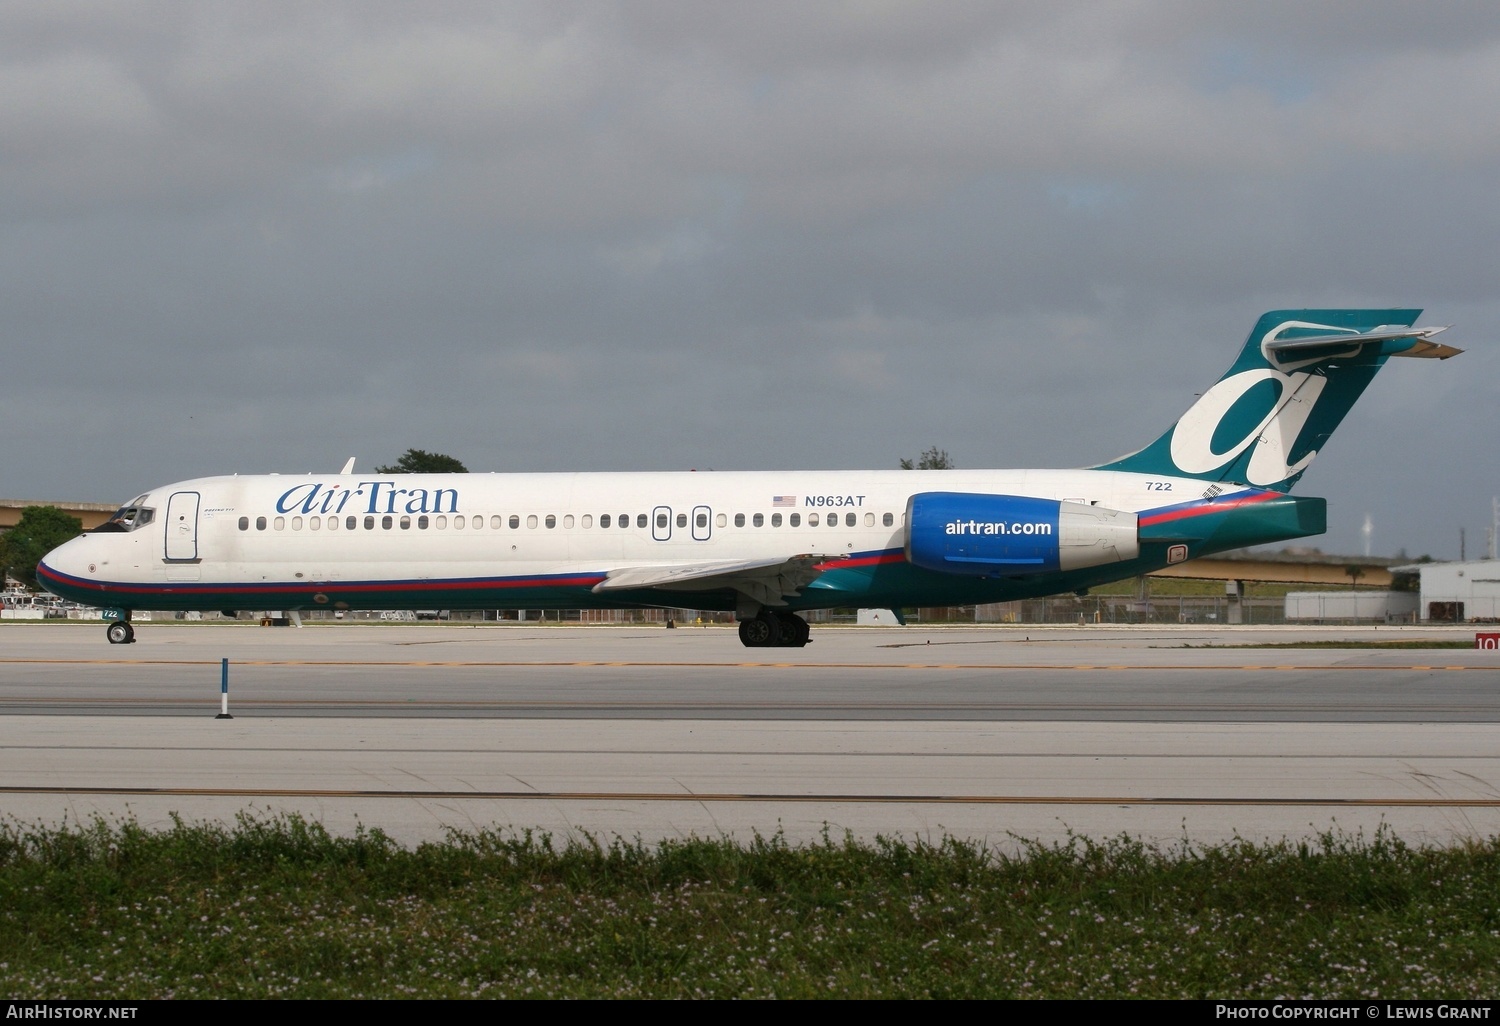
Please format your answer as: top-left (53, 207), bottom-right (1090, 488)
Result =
top-left (4, 1), bottom-right (1497, 559)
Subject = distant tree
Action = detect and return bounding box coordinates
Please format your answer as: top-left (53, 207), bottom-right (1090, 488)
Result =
top-left (1345, 565), bottom-right (1366, 592)
top-left (375, 449), bottom-right (469, 474)
top-left (899, 447), bottom-right (955, 470)
top-left (0, 506), bottom-right (83, 591)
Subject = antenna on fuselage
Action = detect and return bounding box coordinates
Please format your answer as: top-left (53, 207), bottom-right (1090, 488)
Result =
top-left (339, 457), bottom-right (356, 474)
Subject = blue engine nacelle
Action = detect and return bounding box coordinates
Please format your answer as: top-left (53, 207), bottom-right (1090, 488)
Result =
top-left (905, 492), bottom-right (1139, 576)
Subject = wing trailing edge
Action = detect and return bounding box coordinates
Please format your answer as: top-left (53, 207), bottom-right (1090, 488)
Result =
top-left (592, 553), bottom-right (842, 607)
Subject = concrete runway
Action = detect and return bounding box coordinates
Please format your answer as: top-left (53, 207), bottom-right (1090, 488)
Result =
top-left (1, 622), bottom-right (1497, 849)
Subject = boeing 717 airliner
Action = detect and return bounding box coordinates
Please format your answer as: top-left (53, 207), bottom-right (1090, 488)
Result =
top-left (37, 310), bottom-right (1461, 647)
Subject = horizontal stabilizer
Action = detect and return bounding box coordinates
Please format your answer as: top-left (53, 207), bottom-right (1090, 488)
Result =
top-left (1265, 325), bottom-right (1461, 360)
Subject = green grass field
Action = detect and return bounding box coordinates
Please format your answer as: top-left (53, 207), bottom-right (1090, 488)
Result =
top-left (1, 815), bottom-right (1496, 999)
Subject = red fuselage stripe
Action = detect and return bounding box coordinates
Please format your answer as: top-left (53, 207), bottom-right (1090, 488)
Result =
top-left (1137, 490), bottom-right (1279, 527)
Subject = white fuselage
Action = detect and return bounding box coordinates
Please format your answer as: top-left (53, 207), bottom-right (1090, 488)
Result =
top-left (37, 466), bottom-right (1207, 614)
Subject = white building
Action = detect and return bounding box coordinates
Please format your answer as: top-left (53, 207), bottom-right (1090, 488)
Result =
top-left (1393, 560), bottom-right (1500, 622)
top-left (1284, 591), bottom-right (1418, 622)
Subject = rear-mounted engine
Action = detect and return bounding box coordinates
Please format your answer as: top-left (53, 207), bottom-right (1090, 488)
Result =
top-left (905, 492), bottom-right (1139, 575)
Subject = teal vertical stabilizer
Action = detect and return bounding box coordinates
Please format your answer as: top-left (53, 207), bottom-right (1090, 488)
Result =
top-left (1098, 309), bottom-right (1426, 491)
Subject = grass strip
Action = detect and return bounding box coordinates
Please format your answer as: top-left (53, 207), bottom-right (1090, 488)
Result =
top-left (0, 814), bottom-right (1496, 999)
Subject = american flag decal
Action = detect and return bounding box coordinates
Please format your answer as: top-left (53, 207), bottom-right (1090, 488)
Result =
top-left (772, 495), bottom-right (797, 507)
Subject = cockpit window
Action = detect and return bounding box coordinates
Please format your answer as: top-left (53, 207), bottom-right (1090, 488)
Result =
top-left (94, 504), bottom-right (156, 533)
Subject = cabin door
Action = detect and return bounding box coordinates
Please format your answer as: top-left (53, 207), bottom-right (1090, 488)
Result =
top-left (164, 491), bottom-right (201, 562)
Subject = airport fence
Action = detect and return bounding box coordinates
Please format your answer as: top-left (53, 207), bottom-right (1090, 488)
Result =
top-left (37, 598), bottom-right (1411, 628)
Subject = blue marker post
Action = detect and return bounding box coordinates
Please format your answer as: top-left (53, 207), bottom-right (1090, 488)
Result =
top-left (216, 657), bottom-right (233, 720)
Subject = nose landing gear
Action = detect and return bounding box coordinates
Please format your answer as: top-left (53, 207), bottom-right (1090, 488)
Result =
top-left (104, 610), bottom-right (135, 644)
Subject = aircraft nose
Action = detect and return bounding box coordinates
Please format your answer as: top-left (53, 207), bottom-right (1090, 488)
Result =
top-left (37, 534), bottom-right (96, 593)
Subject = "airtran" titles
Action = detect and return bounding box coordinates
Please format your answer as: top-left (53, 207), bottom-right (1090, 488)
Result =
top-left (944, 519), bottom-right (1053, 536)
top-left (275, 481), bottom-right (461, 516)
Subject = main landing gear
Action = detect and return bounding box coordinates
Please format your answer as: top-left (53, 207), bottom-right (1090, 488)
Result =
top-left (737, 610), bottom-right (810, 648)
top-left (105, 619), bottom-right (135, 645)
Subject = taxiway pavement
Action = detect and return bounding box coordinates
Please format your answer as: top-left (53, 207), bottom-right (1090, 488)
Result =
top-left (1, 623), bottom-right (1495, 849)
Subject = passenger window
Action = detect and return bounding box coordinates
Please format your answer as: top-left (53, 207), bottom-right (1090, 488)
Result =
top-left (734, 513), bottom-right (745, 527)
top-left (381, 516), bottom-right (392, 530)
top-left (600, 514), bottom-right (611, 528)
top-left (864, 512), bottom-right (875, 527)
top-left (883, 512), bottom-right (894, 527)
top-left (527, 515), bottom-right (538, 529)
top-left (771, 513), bottom-right (782, 527)
top-left (828, 515), bottom-right (839, 528)
top-left (346, 516), bottom-right (357, 530)
top-left (418, 515), bottom-right (429, 529)
top-left (636, 514), bottom-right (647, 528)
top-left (676, 512), bottom-right (687, 528)
top-left (291, 517), bottom-right (302, 531)
top-left (753, 513), bottom-right (764, 527)
top-left (696, 513), bottom-right (708, 528)
top-left (564, 515), bottom-right (575, 529)
top-left (238, 516), bottom-right (249, 531)
top-left (274, 517), bottom-right (285, 531)
top-left (436, 515), bottom-right (447, 529)
top-left (716, 513), bottom-right (726, 528)
top-left (472, 515), bottom-right (482, 530)
top-left (510, 515), bottom-right (520, 529)
top-left (328, 516), bottom-right (339, 532)
top-left (846, 512), bottom-right (856, 527)
top-left (582, 515), bottom-right (592, 529)
top-left (364, 516), bottom-right (375, 530)
top-left (545, 515), bottom-right (557, 529)
top-left (256, 516), bottom-right (267, 531)
top-left (656, 513), bottom-right (668, 529)
top-left (310, 516), bottom-right (320, 531)
top-left (789, 513), bottom-right (800, 527)
top-left (454, 516), bottom-right (465, 530)
top-left (491, 515), bottom-right (501, 529)
top-left (808, 513), bottom-right (820, 526)
top-left (400, 516), bottom-right (411, 530)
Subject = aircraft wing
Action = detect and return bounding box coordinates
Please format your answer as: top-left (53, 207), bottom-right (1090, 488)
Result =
top-left (592, 553), bottom-right (841, 607)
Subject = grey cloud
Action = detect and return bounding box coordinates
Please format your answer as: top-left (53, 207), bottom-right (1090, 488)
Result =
top-left (3, 1), bottom-right (1497, 559)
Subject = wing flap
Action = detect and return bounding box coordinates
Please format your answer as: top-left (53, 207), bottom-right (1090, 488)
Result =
top-left (592, 553), bottom-right (841, 607)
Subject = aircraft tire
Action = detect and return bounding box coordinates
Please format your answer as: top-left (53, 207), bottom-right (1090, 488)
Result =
top-left (776, 612), bottom-right (810, 647)
top-left (106, 622), bottom-right (134, 645)
top-left (738, 613), bottom-right (781, 648)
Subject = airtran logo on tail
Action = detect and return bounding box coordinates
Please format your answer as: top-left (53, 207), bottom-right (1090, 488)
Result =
top-left (1167, 320), bottom-right (1342, 487)
top-left (275, 481), bottom-right (461, 516)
